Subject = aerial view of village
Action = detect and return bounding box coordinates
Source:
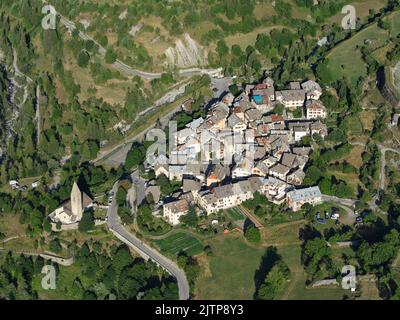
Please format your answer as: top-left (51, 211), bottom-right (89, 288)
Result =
top-left (1, 0), bottom-right (400, 307)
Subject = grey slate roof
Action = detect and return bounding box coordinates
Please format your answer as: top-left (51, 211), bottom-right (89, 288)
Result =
top-left (287, 186), bottom-right (321, 202)
top-left (281, 153), bottom-right (297, 168)
top-left (183, 179), bottom-right (202, 193)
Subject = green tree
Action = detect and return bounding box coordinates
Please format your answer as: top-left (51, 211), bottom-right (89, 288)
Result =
top-left (244, 224), bottom-right (261, 244)
top-left (179, 206), bottom-right (198, 228)
top-left (77, 50), bottom-right (90, 68)
top-left (78, 211), bottom-right (95, 232)
top-left (43, 218), bottom-right (52, 233)
top-left (49, 238), bottom-right (62, 253)
top-left (105, 47), bottom-right (117, 64)
top-left (116, 186), bottom-right (127, 206)
top-left (125, 143), bottom-right (146, 169)
top-left (257, 261), bottom-right (290, 300)
top-left (118, 205), bottom-right (133, 225)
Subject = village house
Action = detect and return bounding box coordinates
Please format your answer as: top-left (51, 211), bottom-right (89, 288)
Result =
top-left (269, 129), bottom-right (291, 141)
top-left (169, 165), bottom-right (187, 181)
top-left (235, 90), bottom-right (251, 103)
top-left (268, 121), bottom-right (287, 131)
top-left (232, 157), bottom-right (254, 179)
top-left (163, 199), bottom-right (190, 225)
top-left (186, 163), bottom-right (205, 183)
top-left (306, 100), bottom-right (327, 119)
top-left (198, 118), bottom-right (218, 134)
top-left (155, 162), bottom-right (169, 178)
top-left (301, 80), bottom-right (322, 100)
top-left (206, 163), bottom-right (228, 187)
top-left (288, 122), bottom-right (311, 142)
top-left (222, 92), bottom-right (235, 105)
top-left (254, 146), bottom-right (267, 160)
top-left (256, 177), bottom-right (289, 204)
top-left (245, 84), bottom-right (255, 95)
top-left (252, 161), bottom-right (269, 177)
top-left (275, 89), bottom-right (306, 110)
top-left (262, 77), bottom-right (275, 88)
top-left (244, 108), bottom-right (263, 124)
top-left (251, 84), bottom-right (275, 112)
top-left (227, 113), bottom-right (247, 132)
top-left (256, 123), bottom-right (270, 136)
top-left (186, 117), bottom-right (204, 131)
top-left (263, 155), bottom-right (280, 168)
top-left (280, 152), bottom-right (298, 169)
top-left (184, 136), bottom-right (202, 156)
top-left (239, 99), bottom-right (253, 110)
top-left (202, 138), bottom-right (225, 162)
top-left (292, 146), bottom-right (312, 156)
top-left (294, 154), bottom-right (309, 169)
top-left (196, 181), bottom-right (254, 214)
top-left (269, 163), bottom-right (291, 181)
top-left (232, 105), bottom-right (246, 121)
top-left (286, 186), bottom-right (322, 211)
top-left (174, 127), bottom-right (196, 145)
top-left (286, 168), bottom-right (306, 186)
top-left (263, 114), bottom-right (285, 125)
top-left (183, 179), bottom-right (202, 194)
top-left (255, 136), bottom-right (269, 146)
top-left (289, 82), bottom-right (301, 90)
top-left (269, 136), bottom-right (291, 156)
top-left (310, 121), bottom-right (328, 138)
top-left (169, 148), bottom-right (189, 165)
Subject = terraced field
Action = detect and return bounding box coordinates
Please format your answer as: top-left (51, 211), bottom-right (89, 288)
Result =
top-left (155, 232), bottom-right (204, 256)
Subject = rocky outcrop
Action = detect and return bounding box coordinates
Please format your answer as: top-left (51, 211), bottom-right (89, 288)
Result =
top-left (165, 33), bottom-right (208, 68)
top-left (377, 66), bottom-right (400, 109)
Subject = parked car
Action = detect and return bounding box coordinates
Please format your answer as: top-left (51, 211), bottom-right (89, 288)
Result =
top-left (361, 211), bottom-right (369, 218)
top-left (108, 196), bottom-right (113, 205)
top-left (31, 181), bottom-right (40, 188)
top-left (316, 218), bottom-right (326, 224)
top-left (331, 213), bottom-right (340, 220)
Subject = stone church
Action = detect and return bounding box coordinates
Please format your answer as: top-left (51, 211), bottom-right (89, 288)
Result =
top-left (50, 181), bottom-right (93, 225)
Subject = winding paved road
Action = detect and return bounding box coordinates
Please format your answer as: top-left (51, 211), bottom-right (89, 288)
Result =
top-left (58, 15), bottom-right (162, 80)
top-left (106, 181), bottom-right (189, 300)
top-left (349, 141), bottom-right (400, 213)
top-left (377, 143), bottom-right (400, 190)
top-left (56, 12), bottom-right (222, 80)
top-left (369, 144), bottom-right (400, 211)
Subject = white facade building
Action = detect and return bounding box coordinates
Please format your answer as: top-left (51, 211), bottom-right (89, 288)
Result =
top-left (286, 186), bottom-right (322, 211)
top-left (196, 181), bottom-right (253, 214)
top-left (306, 100), bottom-right (327, 119)
top-left (163, 199), bottom-right (190, 225)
